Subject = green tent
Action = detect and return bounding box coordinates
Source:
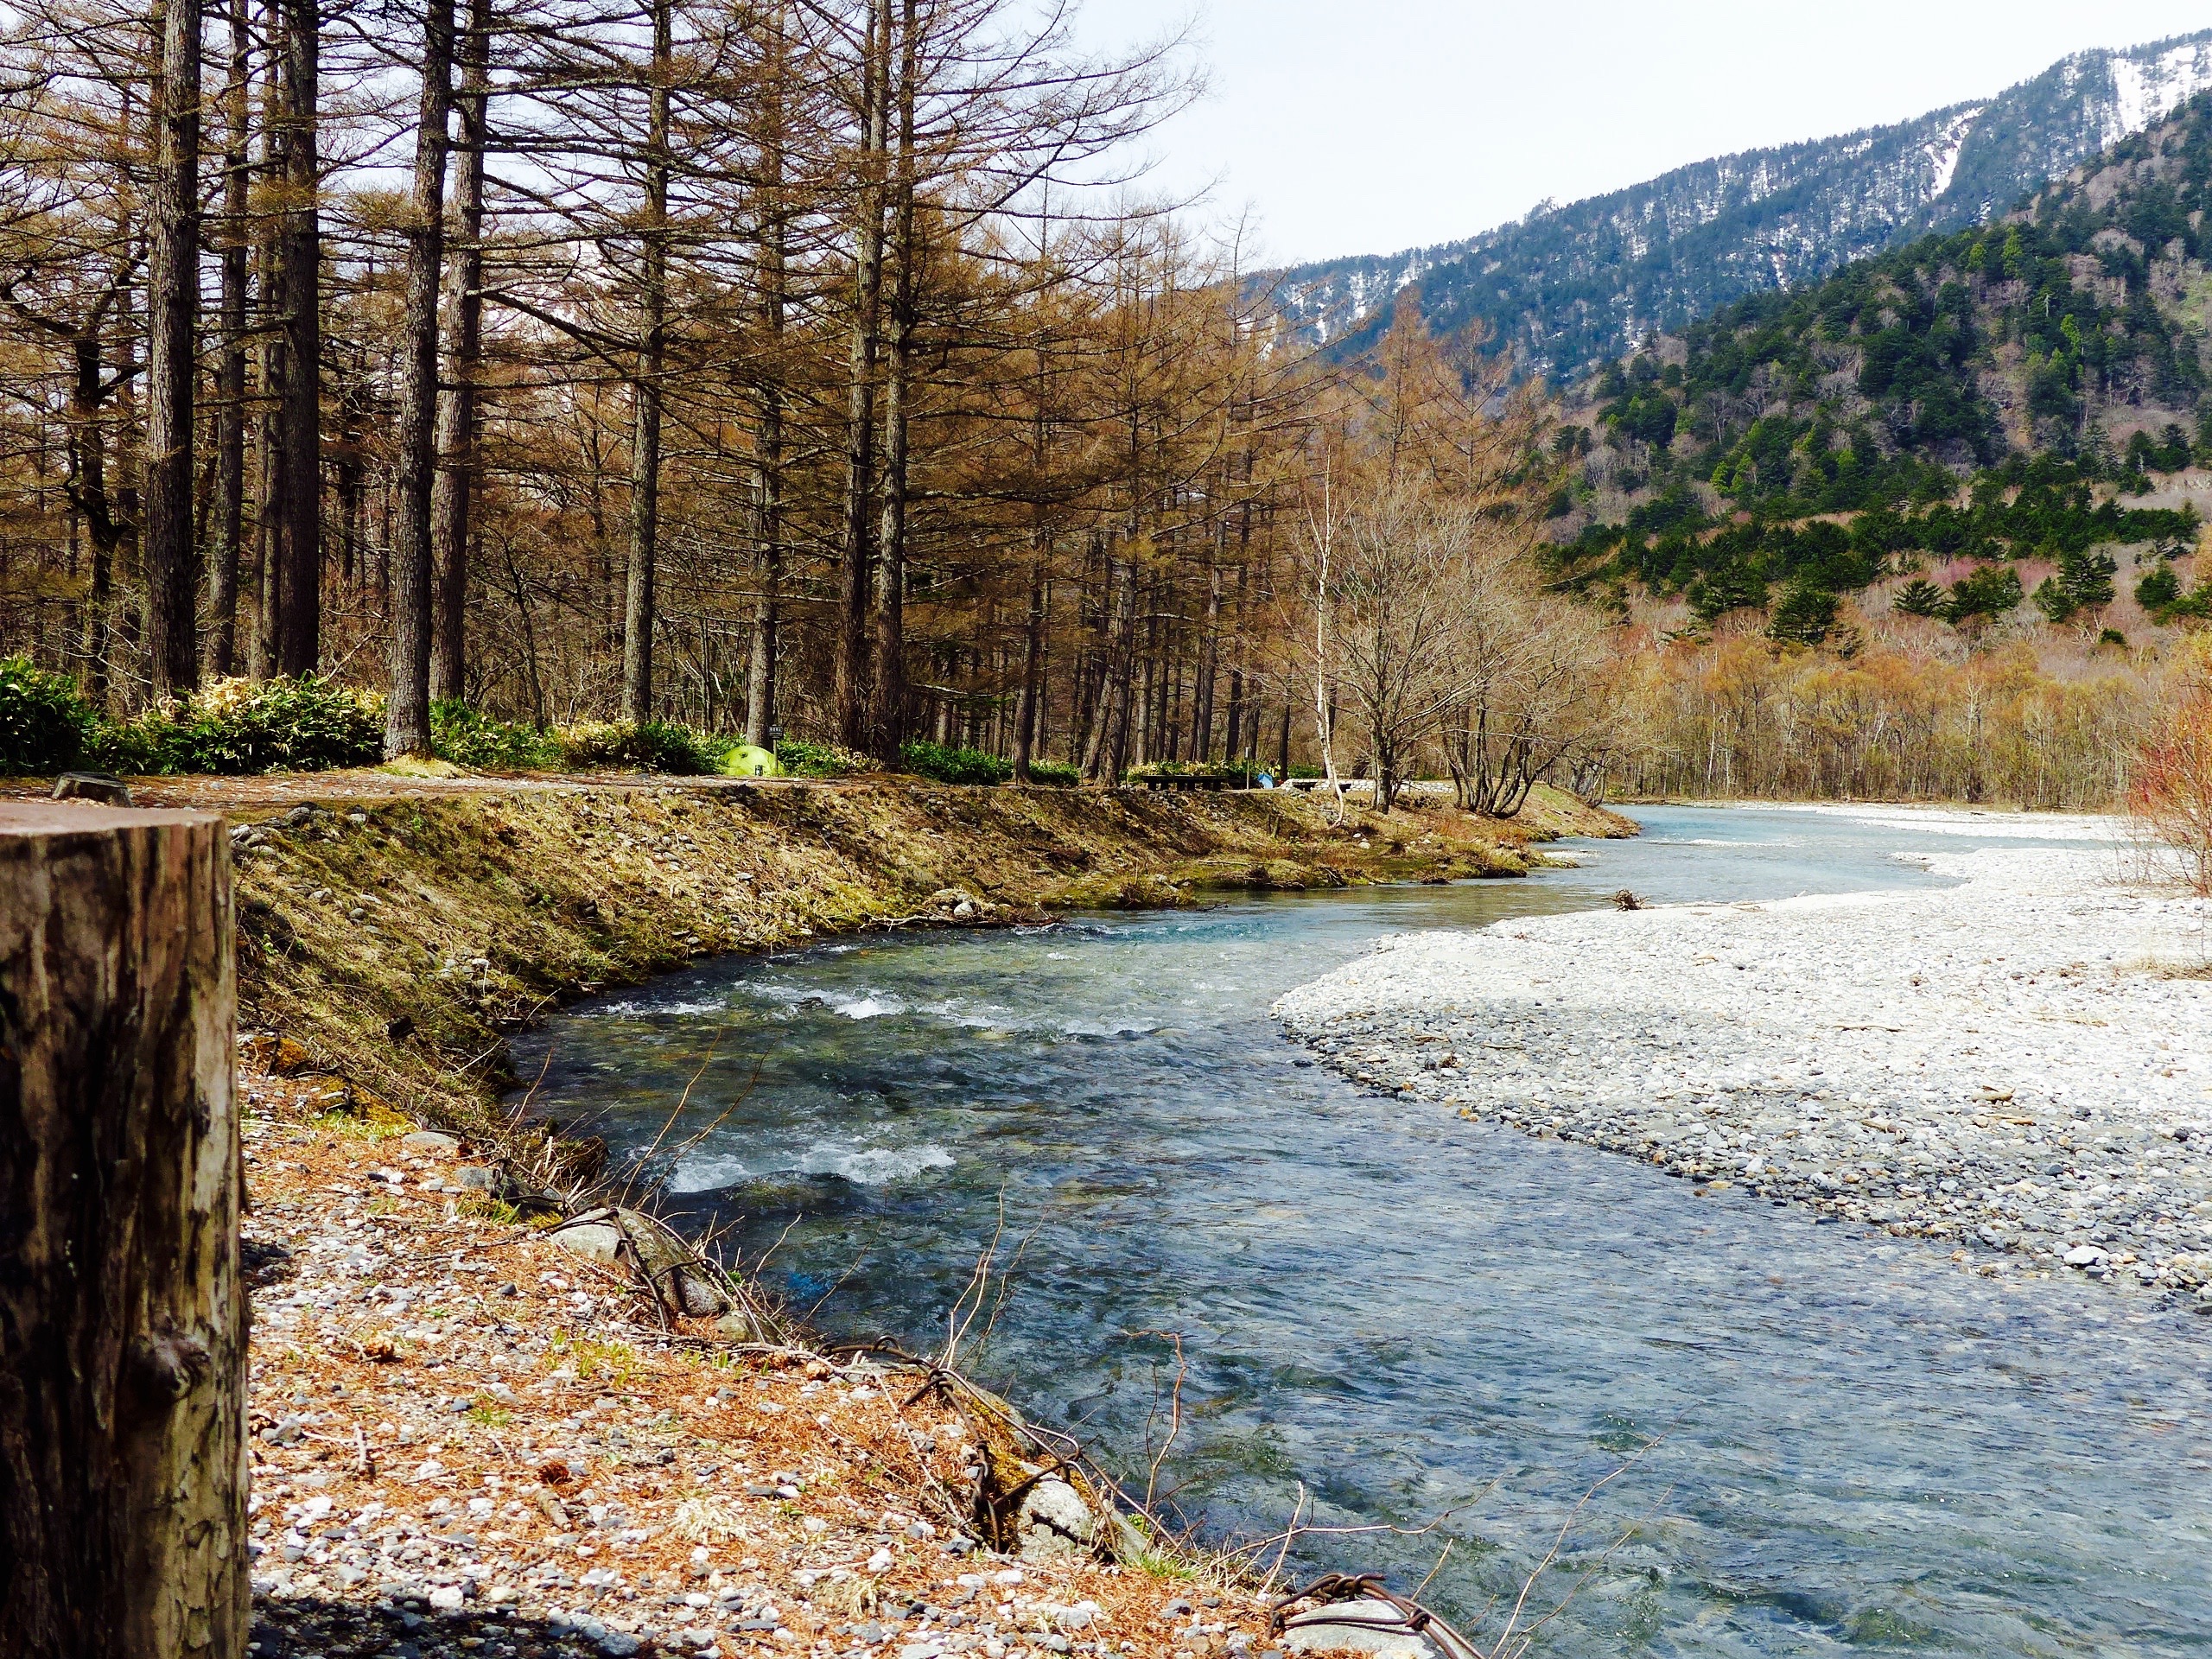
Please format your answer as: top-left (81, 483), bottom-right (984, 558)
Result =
top-left (718, 743), bottom-right (783, 778)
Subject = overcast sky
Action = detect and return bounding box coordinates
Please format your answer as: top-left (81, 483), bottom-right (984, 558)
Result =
top-left (1072, 2), bottom-right (2212, 266)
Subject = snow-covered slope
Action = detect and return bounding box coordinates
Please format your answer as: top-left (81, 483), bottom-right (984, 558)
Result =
top-left (1267, 31), bottom-right (2212, 380)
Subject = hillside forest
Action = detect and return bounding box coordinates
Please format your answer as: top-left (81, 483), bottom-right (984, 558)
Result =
top-left (5, 0), bottom-right (2212, 814)
top-left (1542, 93), bottom-right (2212, 807)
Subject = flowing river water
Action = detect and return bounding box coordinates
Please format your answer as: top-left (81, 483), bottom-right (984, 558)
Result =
top-left (514, 806), bottom-right (2212, 1656)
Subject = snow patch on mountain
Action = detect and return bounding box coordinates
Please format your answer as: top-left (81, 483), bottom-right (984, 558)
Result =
top-left (1261, 29), bottom-right (2212, 380)
top-left (1927, 105), bottom-right (1985, 200)
top-left (2105, 39), bottom-right (2212, 148)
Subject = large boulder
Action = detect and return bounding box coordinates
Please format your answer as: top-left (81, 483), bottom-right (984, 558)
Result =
top-left (550, 1220), bottom-right (626, 1268)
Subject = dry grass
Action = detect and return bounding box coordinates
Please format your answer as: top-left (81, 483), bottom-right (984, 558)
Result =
top-left (211, 777), bottom-right (1624, 1147)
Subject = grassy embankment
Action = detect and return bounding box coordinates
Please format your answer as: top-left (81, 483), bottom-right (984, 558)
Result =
top-left (203, 773), bottom-right (1627, 1141)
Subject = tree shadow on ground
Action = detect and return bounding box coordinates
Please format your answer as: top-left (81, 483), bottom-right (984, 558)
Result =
top-left (252, 1592), bottom-right (683, 1657)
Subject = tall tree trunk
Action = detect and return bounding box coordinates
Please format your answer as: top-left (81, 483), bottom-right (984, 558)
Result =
top-left (429, 0), bottom-right (488, 707)
top-left (1013, 554), bottom-right (1046, 778)
top-left (274, 0), bottom-right (318, 675)
top-left (743, 465), bottom-right (780, 746)
top-left (249, 29), bottom-right (280, 684)
top-left (1012, 321), bottom-right (1052, 779)
top-left (1222, 552), bottom-right (1248, 761)
top-left (621, 0), bottom-right (670, 726)
top-left (105, 89), bottom-right (145, 709)
top-left (69, 321), bottom-right (118, 706)
top-left (334, 446), bottom-right (359, 592)
top-left (206, 0), bottom-right (249, 678)
top-left (0, 801), bottom-right (247, 1659)
top-left (1192, 513), bottom-right (1222, 760)
top-left (834, 0), bottom-right (888, 748)
top-left (382, 0), bottom-right (454, 757)
top-left (1084, 542), bottom-right (1135, 781)
top-left (744, 1), bottom-right (789, 751)
top-left (250, 343), bottom-right (278, 679)
top-left (60, 508), bottom-right (80, 671)
top-left (868, 0), bottom-right (915, 764)
top-left (144, 0), bottom-right (202, 699)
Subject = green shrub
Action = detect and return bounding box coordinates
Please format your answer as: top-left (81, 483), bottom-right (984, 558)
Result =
top-left (431, 702), bottom-right (558, 770)
top-left (1020, 758), bottom-right (1080, 785)
top-left (82, 721), bottom-right (156, 776)
top-left (553, 720), bottom-right (717, 774)
top-left (1891, 577), bottom-right (1946, 618)
top-left (899, 738), bottom-right (1011, 785)
top-left (1944, 565), bottom-right (2024, 625)
top-left (1125, 759), bottom-right (1247, 784)
top-left (2137, 562), bottom-right (2182, 613)
top-left (2032, 575), bottom-right (2078, 624)
top-left (0, 656), bottom-right (100, 774)
top-left (774, 735), bottom-right (869, 777)
top-left (2054, 545), bottom-right (2117, 611)
top-left (1768, 582), bottom-right (1840, 645)
top-left (2165, 584), bottom-right (2212, 623)
top-left (110, 676), bottom-right (385, 775)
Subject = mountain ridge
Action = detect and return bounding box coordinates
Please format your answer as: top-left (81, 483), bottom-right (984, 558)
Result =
top-left (1266, 31), bottom-right (2212, 383)
top-left (1539, 93), bottom-right (2212, 648)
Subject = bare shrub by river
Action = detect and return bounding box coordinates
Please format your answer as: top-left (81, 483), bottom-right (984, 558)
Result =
top-left (1611, 633), bottom-right (2156, 809)
top-left (2127, 643), bottom-right (2212, 894)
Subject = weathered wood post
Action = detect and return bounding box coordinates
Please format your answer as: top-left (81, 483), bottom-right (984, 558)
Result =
top-left (0, 802), bottom-right (247, 1657)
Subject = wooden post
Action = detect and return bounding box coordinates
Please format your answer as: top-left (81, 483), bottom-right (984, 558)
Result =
top-left (0, 803), bottom-right (246, 1658)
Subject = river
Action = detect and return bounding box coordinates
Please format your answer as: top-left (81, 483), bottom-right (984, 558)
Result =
top-left (513, 804), bottom-right (2212, 1657)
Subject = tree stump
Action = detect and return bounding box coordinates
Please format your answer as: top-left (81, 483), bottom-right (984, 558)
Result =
top-left (0, 801), bottom-right (246, 1658)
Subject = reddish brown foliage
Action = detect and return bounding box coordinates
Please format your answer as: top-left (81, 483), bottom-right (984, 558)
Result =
top-left (2131, 695), bottom-right (2212, 893)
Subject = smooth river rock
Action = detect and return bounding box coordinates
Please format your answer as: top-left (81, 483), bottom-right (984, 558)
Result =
top-left (1278, 1599), bottom-right (1444, 1658)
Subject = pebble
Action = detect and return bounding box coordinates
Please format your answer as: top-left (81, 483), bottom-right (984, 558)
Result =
top-left (1276, 828), bottom-right (2212, 1306)
top-left (237, 1052), bottom-right (1273, 1659)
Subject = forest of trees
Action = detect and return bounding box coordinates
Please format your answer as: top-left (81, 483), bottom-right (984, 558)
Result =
top-left (1611, 632), bottom-right (2153, 809)
top-left (3, 0), bottom-right (1597, 787)
top-left (10, 0), bottom-right (2209, 816)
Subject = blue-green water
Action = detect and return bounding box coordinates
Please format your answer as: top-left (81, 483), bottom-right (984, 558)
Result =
top-left (515, 806), bottom-right (2212, 1656)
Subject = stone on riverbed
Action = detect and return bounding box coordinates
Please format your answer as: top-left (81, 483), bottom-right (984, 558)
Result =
top-left (549, 1206), bottom-right (732, 1317)
top-left (1014, 1478), bottom-right (1096, 1560)
top-left (1279, 1598), bottom-right (1443, 1657)
top-left (551, 1219), bottom-right (626, 1268)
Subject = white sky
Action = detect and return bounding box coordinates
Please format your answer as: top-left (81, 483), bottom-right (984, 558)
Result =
top-left (1074, 1), bottom-right (2212, 266)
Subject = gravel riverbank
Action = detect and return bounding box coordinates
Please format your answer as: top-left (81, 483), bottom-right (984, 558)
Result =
top-left (1274, 813), bottom-right (2212, 1306)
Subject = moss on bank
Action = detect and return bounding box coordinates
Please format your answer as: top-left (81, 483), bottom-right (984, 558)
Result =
top-left (216, 776), bottom-right (1627, 1136)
